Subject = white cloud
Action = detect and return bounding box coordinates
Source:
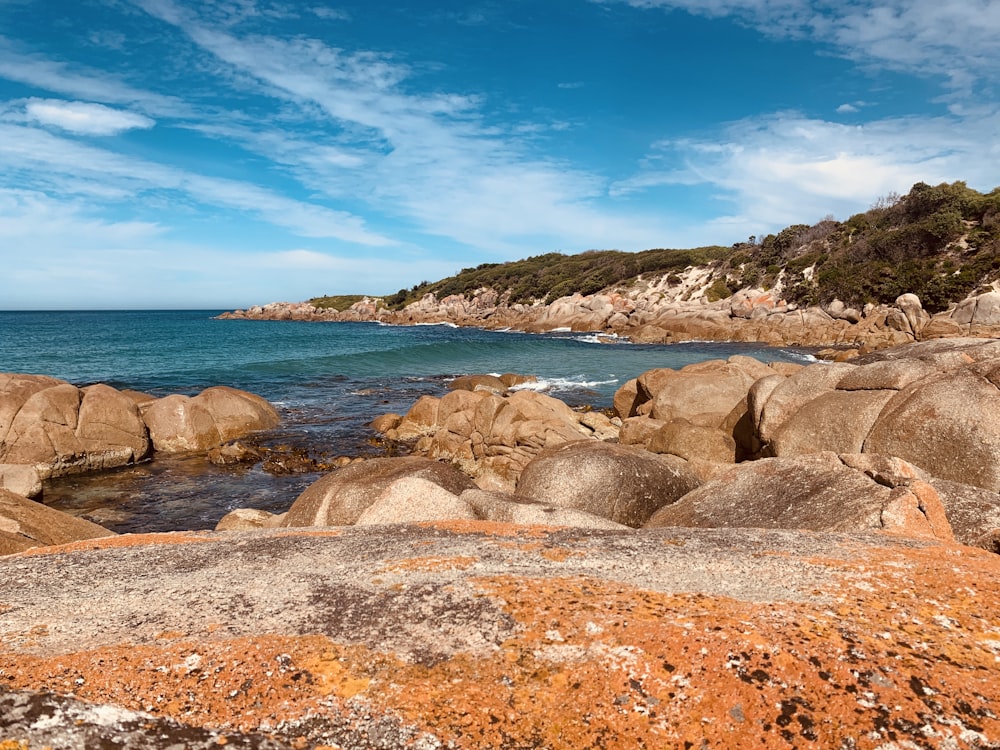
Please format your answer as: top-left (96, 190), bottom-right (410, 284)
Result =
top-left (0, 123), bottom-right (392, 245)
top-left (131, 0), bottom-right (673, 254)
top-left (835, 103), bottom-right (859, 114)
top-left (310, 7), bottom-right (350, 20)
top-left (598, 0), bottom-right (1000, 94)
top-left (0, 38), bottom-right (190, 117)
top-left (612, 109), bottom-right (1000, 238)
top-left (24, 98), bottom-right (155, 135)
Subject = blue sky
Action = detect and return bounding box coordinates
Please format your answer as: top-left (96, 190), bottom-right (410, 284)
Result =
top-left (1, 0), bottom-right (998, 309)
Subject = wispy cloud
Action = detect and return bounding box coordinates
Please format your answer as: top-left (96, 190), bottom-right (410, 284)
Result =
top-left (596, 0), bottom-right (1000, 94)
top-left (131, 0), bottom-right (671, 254)
top-left (21, 98), bottom-right (155, 135)
top-left (0, 37), bottom-right (190, 117)
top-left (0, 123), bottom-right (392, 244)
top-left (613, 109), bottom-right (1000, 237)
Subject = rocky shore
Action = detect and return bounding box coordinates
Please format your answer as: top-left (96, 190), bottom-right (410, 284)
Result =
top-left (4, 338), bottom-right (1000, 748)
top-left (218, 278), bottom-right (1000, 351)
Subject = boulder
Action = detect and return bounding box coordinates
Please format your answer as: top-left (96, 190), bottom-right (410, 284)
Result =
top-left (612, 378), bottom-right (642, 419)
top-left (929, 479), bottom-right (1000, 552)
top-left (449, 374), bottom-right (508, 394)
top-left (0, 488), bottom-right (116, 555)
top-left (355, 477), bottom-right (478, 525)
top-left (755, 362), bottom-right (857, 447)
top-left (647, 419), bottom-right (736, 464)
top-left (618, 416), bottom-right (666, 448)
top-left (1, 377), bottom-right (150, 478)
top-left (515, 440), bottom-right (702, 527)
top-left (369, 412), bottom-right (403, 433)
top-left (142, 395), bottom-right (221, 452)
top-left (461, 489), bottom-right (629, 529)
top-left (864, 360), bottom-right (1000, 492)
top-left (282, 456), bottom-right (477, 527)
top-left (392, 395), bottom-right (440, 439)
top-left (206, 441), bottom-right (263, 466)
top-left (142, 387), bottom-right (278, 454)
top-left (0, 464), bottom-right (42, 499)
top-left (645, 453), bottom-right (954, 542)
top-left (214, 508), bottom-right (282, 531)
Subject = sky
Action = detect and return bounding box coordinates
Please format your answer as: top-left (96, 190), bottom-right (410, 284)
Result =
top-left (1, 0), bottom-right (998, 309)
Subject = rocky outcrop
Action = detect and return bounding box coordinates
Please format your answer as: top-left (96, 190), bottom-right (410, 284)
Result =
top-left (645, 453), bottom-right (955, 543)
top-left (220, 284), bottom-right (1000, 350)
top-left (2, 525), bottom-right (999, 748)
top-left (0, 373), bottom-right (280, 479)
top-left (281, 456), bottom-right (477, 527)
top-left (747, 339), bottom-right (1000, 493)
top-left (376, 388), bottom-right (619, 492)
top-left (0, 488), bottom-right (115, 555)
top-left (515, 440), bottom-right (702, 527)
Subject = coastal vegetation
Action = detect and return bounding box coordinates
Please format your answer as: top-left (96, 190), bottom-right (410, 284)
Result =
top-left (380, 181), bottom-right (1000, 312)
top-left (307, 294), bottom-right (368, 311)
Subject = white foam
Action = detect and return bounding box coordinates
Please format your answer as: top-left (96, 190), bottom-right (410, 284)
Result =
top-left (413, 321), bottom-right (459, 328)
top-left (510, 376), bottom-right (619, 393)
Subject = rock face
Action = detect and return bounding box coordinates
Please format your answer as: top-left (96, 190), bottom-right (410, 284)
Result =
top-left (645, 453), bottom-right (954, 542)
top-left (2, 526), bottom-right (999, 748)
top-left (0, 488), bottom-right (115, 555)
top-left (515, 440), bottom-right (702, 527)
top-left (0, 375), bottom-right (151, 479)
top-left (282, 456), bottom-right (477, 527)
top-left (1, 373), bottom-right (280, 478)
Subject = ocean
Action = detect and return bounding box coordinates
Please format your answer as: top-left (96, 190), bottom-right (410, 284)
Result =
top-left (0, 310), bottom-right (814, 533)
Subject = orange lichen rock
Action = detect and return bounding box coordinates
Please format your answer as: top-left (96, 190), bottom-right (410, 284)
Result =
top-left (1, 525), bottom-right (999, 748)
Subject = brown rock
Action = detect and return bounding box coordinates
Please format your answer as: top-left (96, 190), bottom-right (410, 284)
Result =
top-left (769, 388), bottom-right (895, 456)
top-left (282, 456), bottom-right (477, 527)
top-left (618, 416), bottom-right (666, 447)
top-left (215, 508), bottom-right (281, 531)
top-left (449, 374), bottom-right (508, 394)
top-left (647, 419), bottom-right (736, 464)
top-left (498, 373), bottom-right (538, 388)
top-left (77, 383), bottom-right (150, 464)
top-left (612, 378), bottom-right (641, 419)
top-left (0, 464), bottom-right (43, 499)
top-left (196, 386), bottom-right (280, 443)
top-left (393, 395), bottom-right (441, 439)
top-left (207, 441), bottom-right (262, 466)
top-left (0, 488), bottom-right (115, 555)
top-left (515, 440), bottom-right (702, 527)
top-left (369, 412), bottom-right (403, 433)
top-left (354, 477), bottom-right (478, 525)
top-left (930, 479), bottom-right (1000, 552)
top-left (645, 452), bottom-right (954, 543)
top-left (460, 489), bottom-right (629, 529)
top-left (142, 394), bottom-right (222, 452)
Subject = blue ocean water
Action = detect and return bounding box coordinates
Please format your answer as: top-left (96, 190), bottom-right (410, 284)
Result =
top-left (0, 310), bottom-right (813, 532)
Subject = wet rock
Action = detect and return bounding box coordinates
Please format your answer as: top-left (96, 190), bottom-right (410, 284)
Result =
top-left (0, 488), bottom-right (115, 555)
top-left (207, 441), bottom-right (263, 466)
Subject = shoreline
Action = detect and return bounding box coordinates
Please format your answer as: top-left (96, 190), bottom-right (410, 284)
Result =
top-left (217, 285), bottom-right (1000, 353)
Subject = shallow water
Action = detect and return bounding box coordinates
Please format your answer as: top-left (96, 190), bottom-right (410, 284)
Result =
top-left (0, 310), bottom-right (814, 532)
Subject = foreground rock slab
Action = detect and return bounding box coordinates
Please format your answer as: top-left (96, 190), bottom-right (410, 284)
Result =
top-left (2, 525), bottom-right (999, 749)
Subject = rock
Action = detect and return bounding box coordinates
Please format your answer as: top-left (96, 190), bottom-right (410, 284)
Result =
top-left (282, 456), bottom-right (477, 527)
top-left (355, 477), bottom-right (478, 525)
top-left (895, 293), bottom-right (929, 335)
top-left (195, 387), bottom-right (280, 443)
top-left (449, 374), bottom-right (508, 394)
top-left (864, 360), bottom-right (1000, 492)
top-left (951, 291), bottom-right (1000, 326)
top-left (612, 378), bottom-right (642, 419)
top-left (142, 394), bottom-right (221, 452)
top-left (392, 395), bottom-right (440, 439)
top-left (755, 362), bottom-right (858, 448)
top-left (498, 373), bottom-right (538, 388)
top-left (369, 412), bottom-right (403, 433)
top-left (515, 440), bottom-right (702, 527)
top-left (215, 508), bottom-right (281, 531)
top-left (206, 441), bottom-right (262, 466)
top-left (647, 418), bottom-right (736, 464)
top-left (0, 488), bottom-right (116, 555)
top-left (618, 416), bottom-right (666, 447)
top-left (142, 387), bottom-right (279, 454)
top-left (931, 479), bottom-right (1000, 552)
top-left (2, 525), bottom-right (999, 749)
top-left (637, 357), bottom-right (773, 427)
top-left (768, 388), bottom-right (895, 456)
top-left (461, 489), bottom-right (629, 529)
top-left (0, 464), bottom-right (42, 498)
top-left (1, 377), bottom-right (150, 478)
top-left (646, 452), bottom-right (954, 542)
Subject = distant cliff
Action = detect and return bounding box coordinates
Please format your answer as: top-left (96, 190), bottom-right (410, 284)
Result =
top-left (220, 181), bottom-right (1000, 350)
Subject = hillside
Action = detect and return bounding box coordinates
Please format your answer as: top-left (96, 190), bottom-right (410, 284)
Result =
top-left (313, 181), bottom-right (1000, 314)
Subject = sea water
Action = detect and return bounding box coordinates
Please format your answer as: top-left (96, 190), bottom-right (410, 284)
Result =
top-left (0, 310), bottom-right (814, 533)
